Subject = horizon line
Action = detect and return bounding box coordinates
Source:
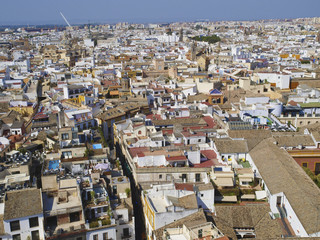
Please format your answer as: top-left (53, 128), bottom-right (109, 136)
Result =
top-left (0, 16), bottom-right (319, 27)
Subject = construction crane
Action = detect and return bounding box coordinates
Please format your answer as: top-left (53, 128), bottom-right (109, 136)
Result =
top-left (60, 12), bottom-right (71, 27)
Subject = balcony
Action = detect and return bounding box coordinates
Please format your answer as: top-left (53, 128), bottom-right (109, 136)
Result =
top-left (121, 233), bottom-right (132, 239)
top-left (44, 206), bottom-right (83, 217)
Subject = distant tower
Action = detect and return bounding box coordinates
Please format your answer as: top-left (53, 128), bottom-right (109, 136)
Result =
top-left (92, 49), bottom-right (96, 68)
top-left (179, 28), bottom-right (183, 42)
top-left (121, 77), bottom-right (130, 90)
top-left (317, 32), bottom-right (320, 43)
top-left (191, 42), bottom-right (197, 61)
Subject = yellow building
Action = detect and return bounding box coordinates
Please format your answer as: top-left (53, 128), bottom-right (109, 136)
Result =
top-left (9, 102), bottom-right (37, 117)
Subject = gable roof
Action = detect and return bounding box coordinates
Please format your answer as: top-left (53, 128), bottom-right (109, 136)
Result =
top-left (214, 204), bottom-right (283, 239)
top-left (272, 133), bottom-right (315, 147)
top-left (153, 209), bottom-right (207, 239)
top-left (228, 129), bottom-right (272, 150)
top-left (167, 193), bottom-right (198, 210)
top-left (4, 188), bottom-right (43, 220)
top-left (214, 139), bottom-right (248, 154)
top-left (249, 138), bottom-right (320, 235)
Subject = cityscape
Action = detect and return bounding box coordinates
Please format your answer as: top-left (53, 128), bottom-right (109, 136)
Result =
top-left (1, 4), bottom-right (320, 240)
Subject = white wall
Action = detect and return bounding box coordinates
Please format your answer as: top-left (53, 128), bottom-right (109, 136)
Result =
top-left (256, 73), bottom-right (290, 89)
top-left (244, 97), bottom-right (269, 105)
top-left (86, 226), bottom-right (117, 240)
top-left (154, 208), bottom-right (198, 230)
top-left (184, 136), bottom-right (206, 145)
top-left (4, 214), bottom-right (45, 240)
top-left (187, 151), bottom-right (200, 164)
top-left (197, 189), bottom-right (215, 212)
top-left (137, 155), bottom-right (167, 167)
top-left (116, 220), bottom-right (135, 240)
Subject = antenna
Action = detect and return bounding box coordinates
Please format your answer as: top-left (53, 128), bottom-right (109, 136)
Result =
top-left (60, 12), bottom-right (71, 27)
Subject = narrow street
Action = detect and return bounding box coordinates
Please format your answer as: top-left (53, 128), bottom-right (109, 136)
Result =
top-left (115, 143), bottom-right (146, 240)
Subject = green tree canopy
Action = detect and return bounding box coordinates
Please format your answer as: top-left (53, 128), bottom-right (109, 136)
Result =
top-left (191, 35), bottom-right (221, 44)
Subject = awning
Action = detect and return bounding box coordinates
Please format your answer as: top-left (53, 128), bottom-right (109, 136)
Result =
top-left (255, 191), bottom-right (267, 200)
top-left (241, 194), bottom-right (255, 200)
top-left (216, 195), bottom-right (238, 202)
top-left (239, 178), bottom-right (253, 182)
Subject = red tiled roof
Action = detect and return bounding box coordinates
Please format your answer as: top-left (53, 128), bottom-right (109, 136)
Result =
top-left (175, 183), bottom-right (193, 191)
top-left (146, 114), bottom-right (162, 120)
top-left (166, 155), bottom-right (187, 161)
top-left (162, 129), bottom-right (173, 135)
top-left (200, 150), bottom-right (217, 160)
top-left (181, 131), bottom-right (206, 138)
top-left (202, 116), bottom-right (216, 128)
top-left (288, 100), bottom-right (298, 106)
top-left (128, 147), bottom-right (148, 158)
top-left (193, 159), bottom-right (216, 168)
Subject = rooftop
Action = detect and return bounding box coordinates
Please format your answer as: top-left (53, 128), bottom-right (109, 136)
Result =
top-left (4, 188), bottom-right (43, 220)
top-left (249, 138), bottom-right (320, 235)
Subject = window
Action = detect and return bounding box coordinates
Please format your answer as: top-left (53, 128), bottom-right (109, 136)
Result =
top-left (103, 232), bottom-right (108, 240)
top-left (302, 162), bottom-right (308, 168)
top-left (12, 234), bottom-right (21, 240)
top-left (195, 173), bottom-right (201, 182)
top-left (103, 206), bottom-right (108, 212)
top-left (315, 163), bottom-right (320, 175)
top-left (62, 151), bottom-right (72, 159)
top-left (123, 228), bottom-right (130, 237)
top-left (198, 139), bottom-right (201, 142)
top-left (69, 212), bottom-right (80, 222)
top-left (10, 220), bottom-right (20, 232)
top-left (113, 185), bottom-right (117, 195)
top-left (97, 208), bottom-right (102, 213)
top-left (31, 230), bottom-right (40, 240)
top-left (61, 133), bottom-right (69, 140)
top-left (198, 229), bottom-right (203, 238)
top-left (159, 174), bottom-right (162, 179)
top-left (138, 130), bottom-right (142, 135)
top-left (93, 234), bottom-right (98, 240)
top-left (182, 174), bottom-right (187, 182)
top-left (29, 217), bottom-right (39, 228)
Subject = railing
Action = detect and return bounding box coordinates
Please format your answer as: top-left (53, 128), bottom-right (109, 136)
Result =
top-left (121, 233), bottom-right (132, 239)
top-left (45, 223), bottom-right (86, 238)
top-left (45, 206), bottom-right (82, 217)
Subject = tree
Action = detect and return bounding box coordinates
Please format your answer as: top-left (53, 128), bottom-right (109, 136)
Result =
top-left (116, 159), bottom-right (121, 170)
top-left (303, 167), bottom-right (316, 181)
top-left (316, 174), bottom-right (320, 188)
top-left (125, 188), bottom-right (131, 198)
top-left (191, 35), bottom-right (221, 44)
top-left (195, 25), bottom-right (202, 30)
top-left (84, 148), bottom-right (94, 157)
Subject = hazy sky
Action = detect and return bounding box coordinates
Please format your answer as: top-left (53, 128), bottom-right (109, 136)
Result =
top-left (1, 0), bottom-right (320, 25)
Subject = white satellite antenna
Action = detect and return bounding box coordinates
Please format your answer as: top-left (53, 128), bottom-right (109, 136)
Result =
top-left (60, 12), bottom-right (71, 27)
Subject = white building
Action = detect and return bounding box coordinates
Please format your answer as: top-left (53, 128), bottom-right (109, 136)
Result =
top-left (249, 139), bottom-right (320, 237)
top-left (142, 184), bottom-right (199, 239)
top-left (256, 72), bottom-right (290, 89)
top-left (2, 189), bottom-right (45, 240)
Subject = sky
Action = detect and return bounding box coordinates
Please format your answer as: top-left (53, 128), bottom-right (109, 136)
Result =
top-left (1, 0), bottom-right (320, 25)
